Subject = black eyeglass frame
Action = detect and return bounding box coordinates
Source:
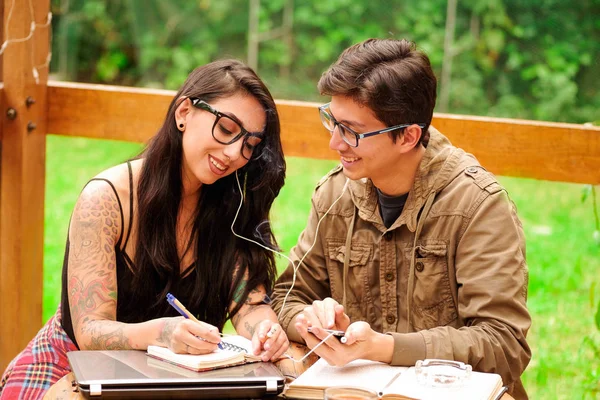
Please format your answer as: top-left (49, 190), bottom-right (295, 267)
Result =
top-left (190, 98), bottom-right (264, 160)
top-left (318, 102), bottom-right (426, 148)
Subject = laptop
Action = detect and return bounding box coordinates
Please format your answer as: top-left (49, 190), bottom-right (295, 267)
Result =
top-left (67, 350), bottom-right (285, 399)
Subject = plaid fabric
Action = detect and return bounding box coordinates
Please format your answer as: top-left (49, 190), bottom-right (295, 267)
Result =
top-left (0, 306), bottom-right (77, 400)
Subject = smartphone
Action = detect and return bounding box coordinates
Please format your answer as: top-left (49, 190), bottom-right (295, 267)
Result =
top-left (307, 327), bottom-right (347, 343)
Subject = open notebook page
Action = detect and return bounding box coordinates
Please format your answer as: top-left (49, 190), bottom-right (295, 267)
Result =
top-left (146, 335), bottom-right (256, 368)
top-left (290, 358), bottom-right (407, 391)
top-left (146, 345), bottom-right (244, 369)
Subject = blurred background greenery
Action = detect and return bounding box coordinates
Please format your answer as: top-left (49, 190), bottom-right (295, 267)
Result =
top-left (43, 0), bottom-right (599, 398)
top-left (50, 0), bottom-right (599, 123)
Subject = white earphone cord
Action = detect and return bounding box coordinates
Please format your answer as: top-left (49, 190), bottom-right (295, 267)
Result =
top-left (231, 171), bottom-right (350, 362)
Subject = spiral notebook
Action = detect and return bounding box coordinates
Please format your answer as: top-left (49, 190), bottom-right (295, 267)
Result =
top-left (146, 335), bottom-right (262, 372)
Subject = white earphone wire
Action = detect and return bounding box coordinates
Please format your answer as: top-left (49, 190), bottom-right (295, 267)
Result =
top-left (230, 171), bottom-right (350, 362)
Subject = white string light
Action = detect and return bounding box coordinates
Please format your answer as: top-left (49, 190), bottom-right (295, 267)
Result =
top-left (0, 0), bottom-right (53, 84)
top-left (31, 12), bottom-right (53, 84)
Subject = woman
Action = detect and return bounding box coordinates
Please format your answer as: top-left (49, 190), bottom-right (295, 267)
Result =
top-left (0, 59), bottom-right (288, 399)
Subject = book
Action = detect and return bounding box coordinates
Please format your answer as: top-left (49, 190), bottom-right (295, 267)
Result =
top-left (285, 358), bottom-right (504, 400)
top-left (146, 354), bottom-right (270, 378)
top-left (146, 335), bottom-right (261, 372)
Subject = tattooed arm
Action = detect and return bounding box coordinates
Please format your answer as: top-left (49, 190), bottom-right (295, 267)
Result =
top-left (229, 270), bottom-right (289, 361)
top-left (67, 179), bottom-right (219, 354)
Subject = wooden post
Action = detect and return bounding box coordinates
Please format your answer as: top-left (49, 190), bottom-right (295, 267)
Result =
top-left (247, 0), bottom-right (260, 71)
top-left (439, 0), bottom-right (457, 113)
top-left (279, 0), bottom-right (294, 80)
top-left (0, 0), bottom-right (50, 369)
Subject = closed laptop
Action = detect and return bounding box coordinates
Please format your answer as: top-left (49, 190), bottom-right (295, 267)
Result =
top-left (67, 350), bottom-right (284, 399)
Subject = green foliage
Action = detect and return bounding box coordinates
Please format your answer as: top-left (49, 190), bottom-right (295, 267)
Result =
top-left (580, 286), bottom-right (600, 398)
top-left (50, 0), bottom-right (600, 123)
top-left (580, 184), bottom-right (600, 397)
top-left (596, 300), bottom-right (600, 332)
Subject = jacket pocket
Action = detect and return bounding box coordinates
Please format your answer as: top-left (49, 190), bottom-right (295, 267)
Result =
top-left (410, 242), bottom-right (457, 331)
top-left (326, 238), bottom-right (373, 320)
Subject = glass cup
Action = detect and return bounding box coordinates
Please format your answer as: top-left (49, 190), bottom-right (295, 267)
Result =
top-left (324, 386), bottom-right (379, 400)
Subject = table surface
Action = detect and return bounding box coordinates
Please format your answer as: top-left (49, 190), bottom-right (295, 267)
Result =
top-left (44, 343), bottom-right (514, 400)
top-left (45, 374), bottom-right (515, 400)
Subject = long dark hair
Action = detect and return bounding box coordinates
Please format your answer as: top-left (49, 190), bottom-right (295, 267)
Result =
top-left (130, 60), bottom-right (285, 330)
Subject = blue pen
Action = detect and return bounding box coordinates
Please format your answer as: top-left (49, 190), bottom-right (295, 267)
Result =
top-left (166, 293), bottom-right (223, 349)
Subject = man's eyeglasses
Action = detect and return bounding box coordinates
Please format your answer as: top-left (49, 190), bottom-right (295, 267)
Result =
top-left (318, 103), bottom-right (425, 148)
top-left (191, 98), bottom-right (264, 160)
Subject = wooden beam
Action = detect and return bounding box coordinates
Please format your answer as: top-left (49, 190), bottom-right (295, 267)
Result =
top-left (0, 0), bottom-right (50, 370)
top-left (433, 114), bottom-right (600, 184)
top-left (48, 81), bottom-right (173, 143)
top-left (47, 81), bottom-right (600, 184)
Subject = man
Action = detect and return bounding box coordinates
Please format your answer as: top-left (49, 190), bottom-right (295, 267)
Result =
top-left (271, 38), bottom-right (531, 399)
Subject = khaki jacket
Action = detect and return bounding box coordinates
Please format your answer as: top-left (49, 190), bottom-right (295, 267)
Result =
top-left (272, 128), bottom-right (531, 399)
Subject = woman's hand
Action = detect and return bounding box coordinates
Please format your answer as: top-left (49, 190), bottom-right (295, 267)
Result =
top-left (163, 317), bottom-right (221, 355)
top-left (251, 319), bottom-right (289, 361)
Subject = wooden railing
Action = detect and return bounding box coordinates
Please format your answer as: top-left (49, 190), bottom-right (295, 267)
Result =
top-left (2, 0), bottom-right (600, 371)
top-left (48, 81), bottom-right (600, 184)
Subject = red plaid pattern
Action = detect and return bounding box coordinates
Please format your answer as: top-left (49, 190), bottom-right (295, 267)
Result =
top-left (0, 306), bottom-right (77, 400)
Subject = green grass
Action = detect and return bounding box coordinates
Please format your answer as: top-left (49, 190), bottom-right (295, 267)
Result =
top-left (44, 135), bottom-right (599, 399)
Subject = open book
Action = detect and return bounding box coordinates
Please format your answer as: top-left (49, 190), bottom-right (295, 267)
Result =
top-left (285, 359), bottom-right (504, 400)
top-left (147, 335), bottom-right (261, 372)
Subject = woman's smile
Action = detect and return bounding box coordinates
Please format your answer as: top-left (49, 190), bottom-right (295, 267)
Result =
top-left (208, 154), bottom-right (228, 175)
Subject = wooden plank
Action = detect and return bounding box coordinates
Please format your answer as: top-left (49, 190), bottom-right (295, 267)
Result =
top-left (0, 0), bottom-right (50, 370)
top-left (433, 114), bottom-right (600, 184)
top-left (47, 81), bottom-right (174, 143)
top-left (47, 81), bottom-right (600, 184)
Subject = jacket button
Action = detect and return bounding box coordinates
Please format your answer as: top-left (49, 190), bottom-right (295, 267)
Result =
top-left (384, 232), bottom-right (393, 241)
top-left (467, 166), bottom-right (478, 173)
top-left (386, 314), bottom-right (396, 324)
top-left (415, 261), bottom-right (424, 272)
top-left (385, 272), bottom-right (394, 282)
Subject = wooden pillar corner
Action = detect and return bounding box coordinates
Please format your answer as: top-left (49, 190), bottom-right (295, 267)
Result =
top-left (0, 0), bottom-right (50, 370)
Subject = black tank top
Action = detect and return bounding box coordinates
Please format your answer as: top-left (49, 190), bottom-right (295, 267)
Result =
top-left (60, 162), bottom-right (199, 348)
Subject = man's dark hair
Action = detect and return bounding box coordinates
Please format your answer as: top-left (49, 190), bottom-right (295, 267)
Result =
top-left (318, 38), bottom-right (437, 146)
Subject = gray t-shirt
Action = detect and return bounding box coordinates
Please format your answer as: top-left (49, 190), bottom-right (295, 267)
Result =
top-left (377, 188), bottom-right (409, 228)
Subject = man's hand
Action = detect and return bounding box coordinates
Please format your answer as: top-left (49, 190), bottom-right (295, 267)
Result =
top-left (251, 320), bottom-right (289, 362)
top-left (300, 297), bottom-right (350, 331)
top-left (295, 319), bottom-right (393, 366)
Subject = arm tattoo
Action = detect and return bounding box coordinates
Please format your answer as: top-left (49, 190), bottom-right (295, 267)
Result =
top-left (231, 304), bottom-right (270, 331)
top-left (246, 288), bottom-right (264, 304)
top-left (244, 320), bottom-right (260, 337)
top-left (70, 276), bottom-right (118, 332)
top-left (233, 279), bottom-right (266, 306)
top-left (232, 278), bottom-right (248, 304)
top-left (87, 322), bottom-right (131, 350)
top-left (157, 319), bottom-right (178, 345)
top-left (68, 182), bottom-right (123, 349)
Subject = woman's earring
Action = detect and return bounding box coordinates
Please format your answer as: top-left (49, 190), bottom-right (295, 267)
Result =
top-left (178, 123), bottom-right (184, 131)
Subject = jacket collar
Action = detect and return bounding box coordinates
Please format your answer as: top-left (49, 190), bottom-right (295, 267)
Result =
top-left (348, 127), bottom-right (464, 233)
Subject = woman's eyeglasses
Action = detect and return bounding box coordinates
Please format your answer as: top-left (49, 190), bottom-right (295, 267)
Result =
top-left (318, 103), bottom-right (425, 148)
top-left (191, 98), bottom-right (264, 160)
